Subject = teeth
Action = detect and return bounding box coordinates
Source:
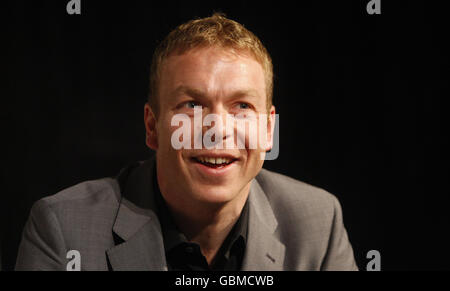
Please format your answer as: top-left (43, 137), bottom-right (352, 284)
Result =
top-left (197, 157), bottom-right (232, 164)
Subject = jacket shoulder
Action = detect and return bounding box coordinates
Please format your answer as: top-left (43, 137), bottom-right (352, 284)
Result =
top-left (256, 168), bottom-right (338, 212)
top-left (16, 177), bottom-right (122, 270)
top-left (33, 177), bottom-right (121, 251)
top-left (34, 177), bottom-right (122, 239)
top-left (40, 177), bottom-right (121, 207)
top-left (256, 169), bottom-right (342, 269)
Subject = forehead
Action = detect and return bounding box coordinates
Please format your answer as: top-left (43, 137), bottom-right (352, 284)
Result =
top-left (158, 47), bottom-right (266, 99)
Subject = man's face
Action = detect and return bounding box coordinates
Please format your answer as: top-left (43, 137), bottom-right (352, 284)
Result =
top-left (145, 47), bottom-right (275, 206)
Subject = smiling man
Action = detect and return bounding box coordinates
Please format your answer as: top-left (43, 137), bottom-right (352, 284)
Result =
top-left (15, 14), bottom-right (358, 271)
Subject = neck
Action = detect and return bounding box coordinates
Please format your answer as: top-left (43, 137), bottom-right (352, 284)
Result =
top-left (162, 184), bottom-right (250, 265)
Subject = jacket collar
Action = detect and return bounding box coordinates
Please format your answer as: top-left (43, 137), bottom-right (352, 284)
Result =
top-left (106, 157), bottom-right (285, 271)
top-left (241, 178), bottom-right (286, 270)
top-left (106, 158), bottom-right (168, 270)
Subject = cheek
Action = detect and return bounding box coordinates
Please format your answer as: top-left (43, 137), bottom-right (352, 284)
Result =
top-left (247, 150), bottom-right (264, 167)
top-left (235, 117), bottom-right (268, 151)
top-left (157, 115), bottom-right (175, 144)
top-left (158, 118), bottom-right (189, 160)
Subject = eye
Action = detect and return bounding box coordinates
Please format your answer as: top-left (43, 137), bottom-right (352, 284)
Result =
top-left (237, 103), bottom-right (250, 109)
top-left (183, 101), bottom-right (200, 109)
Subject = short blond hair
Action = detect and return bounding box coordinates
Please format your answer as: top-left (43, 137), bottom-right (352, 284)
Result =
top-left (148, 13), bottom-right (273, 117)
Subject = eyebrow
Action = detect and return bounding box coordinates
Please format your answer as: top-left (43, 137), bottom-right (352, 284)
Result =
top-left (171, 85), bottom-right (260, 100)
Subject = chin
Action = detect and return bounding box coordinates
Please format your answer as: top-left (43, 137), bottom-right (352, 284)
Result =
top-left (191, 185), bottom-right (239, 204)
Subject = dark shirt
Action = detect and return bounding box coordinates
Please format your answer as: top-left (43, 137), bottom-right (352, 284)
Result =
top-left (153, 176), bottom-right (248, 271)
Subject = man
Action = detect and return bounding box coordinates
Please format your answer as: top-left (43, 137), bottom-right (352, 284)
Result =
top-left (15, 13), bottom-right (358, 271)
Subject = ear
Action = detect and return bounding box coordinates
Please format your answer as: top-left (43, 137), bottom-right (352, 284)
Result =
top-left (265, 105), bottom-right (276, 151)
top-left (144, 103), bottom-right (158, 150)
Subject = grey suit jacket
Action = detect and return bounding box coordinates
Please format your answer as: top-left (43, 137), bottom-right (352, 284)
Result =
top-left (15, 158), bottom-right (358, 271)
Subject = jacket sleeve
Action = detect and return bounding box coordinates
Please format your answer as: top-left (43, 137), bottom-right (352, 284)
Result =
top-left (320, 195), bottom-right (359, 271)
top-left (15, 199), bottom-right (67, 271)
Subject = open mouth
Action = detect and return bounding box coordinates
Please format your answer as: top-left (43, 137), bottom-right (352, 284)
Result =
top-left (192, 156), bottom-right (238, 168)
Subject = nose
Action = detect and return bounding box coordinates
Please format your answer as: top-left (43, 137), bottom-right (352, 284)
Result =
top-left (201, 105), bottom-right (233, 148)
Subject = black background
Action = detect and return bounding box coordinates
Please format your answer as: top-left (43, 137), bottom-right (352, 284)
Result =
top-left (2, 0), bottom-right (449, 270)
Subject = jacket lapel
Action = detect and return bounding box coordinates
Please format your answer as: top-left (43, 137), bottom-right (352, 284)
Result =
top-left (106, 157), bottom-right (285, 271)
top-left (106, 159), bottom-right (168, 271)
top-left (241, 179), bottom-right (286, 271)
top-left (106, 201), bottom-right (167, 270)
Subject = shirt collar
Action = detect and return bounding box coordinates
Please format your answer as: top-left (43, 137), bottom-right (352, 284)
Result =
top-left (152, 170), bottom-right (249, 257)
